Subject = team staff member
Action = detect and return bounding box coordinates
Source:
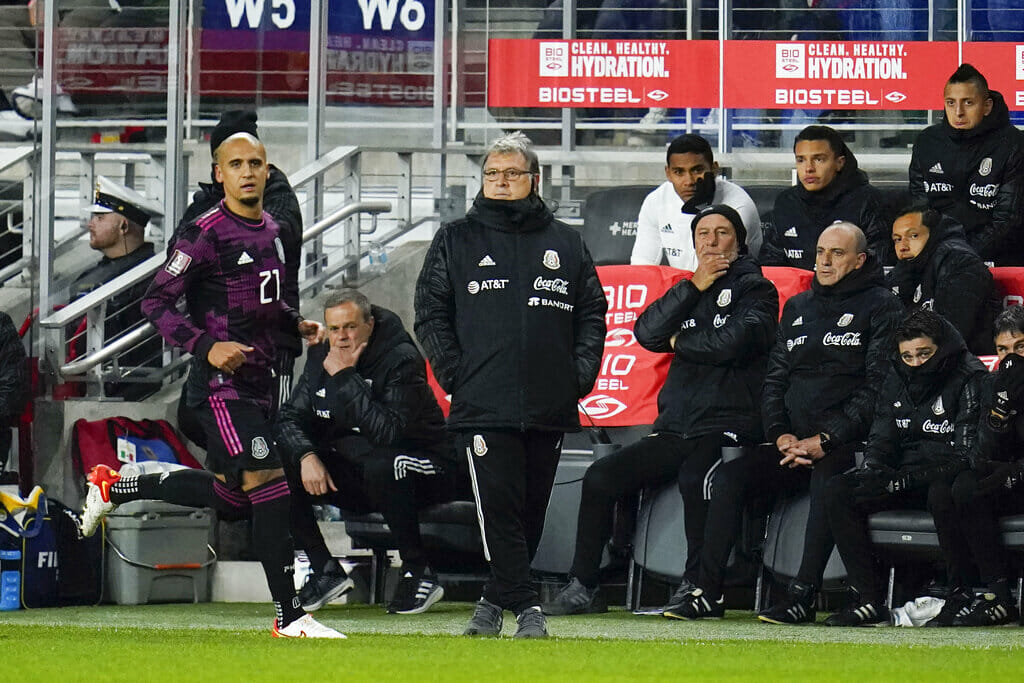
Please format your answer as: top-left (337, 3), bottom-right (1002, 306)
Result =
top-left (910, 63), bottom-right (1024, 264)
top-left (665, 223), bottom-right (901, 622)
top-left (543, 205), bottom-right (777, 617)
top-left (630, 134), bottom-right (762, 269)
top-left (81, 132), bottom-right (343, 639)
top-left (761, 125), bottom-right (888, 269)
top-left (276, 289), bottom-right (466, 616)
top-left (415, 131), bottom-right (607, 639)
top-left (824, 310), bottom-right (986, 627)
top-left (887, 202), bottom-right (998, 354)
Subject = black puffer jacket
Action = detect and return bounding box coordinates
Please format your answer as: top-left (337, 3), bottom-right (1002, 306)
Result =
top-left (170, 165), bottom-right (304, 353)
top-left (274, 306), bottom-right (451, 467)
top-left (909, 89), bottom-right (1024, 264)
top-left (764, 255), bottom-right (903, 446)
top-left (634, 255), bottom-right (778, 442)
top-left (863, 318), bottom-right (986, 472)
top-left (886, 216), bottom-right (998, 354)
top-left (762, 145), bottom-right (888, 270)
top-left (414, 192), bottom-right (607, 432)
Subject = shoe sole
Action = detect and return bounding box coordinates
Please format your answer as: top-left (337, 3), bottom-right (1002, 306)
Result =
top-left (662, 611), bottom-right (722, 621)
top-left (393, 585), bottom-right (445, 615)
top-left (756, 614), bottom-right (812, 625)
top-left (301, 577), bottom-right (355, 612)
top-left (462, 626), bottom-right (502, 636)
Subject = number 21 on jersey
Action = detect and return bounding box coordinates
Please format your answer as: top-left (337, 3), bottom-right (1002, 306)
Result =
top-left (259, 268), bottom-right (281, 304)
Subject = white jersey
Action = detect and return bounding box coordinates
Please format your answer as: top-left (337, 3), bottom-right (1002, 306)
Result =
top-left (630, 177), bottom-right (762, 271)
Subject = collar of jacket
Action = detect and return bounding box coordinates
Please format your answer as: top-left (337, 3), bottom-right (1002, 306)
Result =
top-left (811, 252), bottom-right (887, 298)
top-left (467, 191), bottom-right (554, 233)
top-left (889, 215), bottom-right (965, 285)
top-left (892, 315), bottom-right (968, 404)
top-left (941, 89), bottom-right (1012, 142)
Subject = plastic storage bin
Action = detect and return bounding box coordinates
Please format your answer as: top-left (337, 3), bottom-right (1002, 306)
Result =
top-left (104, 500), bottom-right (215, 605)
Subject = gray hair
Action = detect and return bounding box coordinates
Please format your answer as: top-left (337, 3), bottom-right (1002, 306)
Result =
top-left (484, 130), bottom-right (539, 174)
top-left (824, 221), bottom-right (868, 254)
top-left (322, 288), bottom-right (371, 322)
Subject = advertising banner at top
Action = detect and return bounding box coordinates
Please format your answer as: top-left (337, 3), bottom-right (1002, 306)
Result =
top-left (723, 40), bottom-right (960, 110)
top-left (487, 39), bottom-right (719, 108)
top-left (962, 43), bottom-right (1024, 111)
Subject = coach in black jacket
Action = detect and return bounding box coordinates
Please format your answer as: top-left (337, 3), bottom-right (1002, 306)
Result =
top-left (909, 64), bottom-right (1024, 264)
top-left (825, 310), bottom-right (986, 626)
top-left (276, 290), bottom-right (463, 616)
top-left (542, 205), bottom-right (778, 617)
top-left (761, 125), bottom-right (888, 269)
top-left (415, 132), bottom-right (607, 638)
top-left (665, 222), bottom-right (902, 623)
top-left (887, 203), bottom-right (998, 354)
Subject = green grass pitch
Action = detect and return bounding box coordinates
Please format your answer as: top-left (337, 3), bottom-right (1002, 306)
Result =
top-left (2, 603), bottom-right (1023, 681)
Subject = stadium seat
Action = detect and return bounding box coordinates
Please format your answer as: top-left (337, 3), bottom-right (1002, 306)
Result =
top-left (342, 501), bottom-right (485, 604)
top-left (741, 184), bottom-right (788, 232)
top-left (866, 510), bottom-right (942, 608)
top-left (999, 514), bottom-right (1024, 613)
top-left (580, 185), bottom-right (656, 265)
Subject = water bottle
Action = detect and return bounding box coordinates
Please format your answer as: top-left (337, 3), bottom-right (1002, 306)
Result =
top-left (0, 549), bottom-right (21, 611)
top-left (366, 241), bottom-right (388, 276)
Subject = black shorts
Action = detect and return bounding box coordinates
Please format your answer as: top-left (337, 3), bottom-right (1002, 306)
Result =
top-left (197, 397), bottom-right (283, 487)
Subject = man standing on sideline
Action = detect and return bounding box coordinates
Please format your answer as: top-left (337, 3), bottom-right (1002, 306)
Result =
top-left (665, 223), bottom-right (901, 622)
top-left (415, 131), bottom-right (607, 638)
top-left (80, 132), bottom-right (344, 639)
top-left (542, 205), bottom-right (777, 617)
top-left (276, 289), bottom-right (467, 615)
top-left (910, 63), bottom-right (1024, 265)
top-left (630, 134), bottom-right (762, 269)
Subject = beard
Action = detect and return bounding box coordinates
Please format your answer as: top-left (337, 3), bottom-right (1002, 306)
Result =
top-left (239, 195), bottom-right (260, 207)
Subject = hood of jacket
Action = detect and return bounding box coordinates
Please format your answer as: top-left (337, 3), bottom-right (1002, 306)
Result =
top-left (889, 215), bottom-right (968, 282)
top-left (467, 191), bottom-right (554, 234)
top-left (891, 314), bottom-right (968, 405)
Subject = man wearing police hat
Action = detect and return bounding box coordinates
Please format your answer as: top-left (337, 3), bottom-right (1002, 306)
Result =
top-left (70, 176), bottom-right (163, 399)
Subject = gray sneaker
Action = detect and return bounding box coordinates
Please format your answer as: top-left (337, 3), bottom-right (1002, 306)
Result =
top-left (463, 597), bottom-right (503, 636)
top-left (659, 578), bottom-right (697, 614)
top-left (542, 577), bottom-right (607, 615)
top-left (514, 605), bottom-right (549, 638)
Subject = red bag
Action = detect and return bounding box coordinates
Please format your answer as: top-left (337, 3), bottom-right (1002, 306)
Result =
top-left (71, 417), bottom-right (203, 486)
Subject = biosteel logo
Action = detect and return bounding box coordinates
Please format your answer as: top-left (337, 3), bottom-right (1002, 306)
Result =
top-left (579, 394), bottom-right (628, 420)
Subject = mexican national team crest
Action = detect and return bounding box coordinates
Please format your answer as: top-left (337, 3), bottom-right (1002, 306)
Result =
top-left (717, 289), bottom-right (732, 308)
top-left (838, 313), bottom-right (854, 327)
top-left (251, 436), bottom-right (270, 460)
top-left (472, 434), bottom-right (488, 456)
top-left (979, 157), bottom-right (993, 176)
top-left (932, 396), bottom-right (945, 416)
top-left (543, 250), bottom-right (561, 270)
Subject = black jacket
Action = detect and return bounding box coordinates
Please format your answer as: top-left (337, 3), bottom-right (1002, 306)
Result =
top-left (762, 145), bottom-right (888, 269)
top-left (909, 89), bottom-right (1024, 264)
top-left (274, 306), bottom-right (451, 468)
top-left (863, 319), bottom-right (986, 472)
top-left (634, 255), bottom-right (778, 442)
top-left (973, 372), bottom-right (1024, 468)
top-left (886, 216), bottom-right (998, 355)
top-left (0, 311), bottom-right (27, 466)
top-left (414, 192), bottom-right (607, 432)
top-left (764, 255), bottom-right (903, 446)
top-left (170, 165), bottom-right (304, 353)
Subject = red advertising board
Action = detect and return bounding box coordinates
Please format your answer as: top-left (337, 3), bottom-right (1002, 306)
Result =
top-left (962, 43), bottom-right (1024, 111)
top-left (723, 40), bottom-right (959, 110)
top-left (487, 39), bottom-right (719, 109)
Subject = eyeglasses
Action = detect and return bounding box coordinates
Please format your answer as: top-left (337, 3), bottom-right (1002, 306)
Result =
top-left (482, 168), bottom-right (534, 182)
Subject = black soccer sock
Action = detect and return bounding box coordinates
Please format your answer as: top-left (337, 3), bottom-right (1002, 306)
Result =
top-left (247, 477), bottom-right (304, 627)
top-left (109, 470), bottom-right (253, 520)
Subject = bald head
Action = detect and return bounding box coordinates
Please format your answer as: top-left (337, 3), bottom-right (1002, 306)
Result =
top-left (815, 222), bottom-right (867, 286)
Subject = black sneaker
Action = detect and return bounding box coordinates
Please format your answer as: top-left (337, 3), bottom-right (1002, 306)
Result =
top-left (298, 567), bottom-right (355, 612)
top-left (954, 593), bottom-right (1019, 626)
top-left (463, 597), bottom-right (504, 636)
top-left (386, 567), bottom-right (444, 615)
top-left (662, 588), bottom-right (725, 620)
top-left (758, 579), bottom-right (816, 625)
top-left (659, 578), bottom-right (697, 614)
top-left (924, 589), bottom-right (973, 627)
top-left (514, 606), bottom-right (549, 638)
top-left (542, 577), bottom-right (607, 616)
top-left (823, 600), bottom-right (890, 627)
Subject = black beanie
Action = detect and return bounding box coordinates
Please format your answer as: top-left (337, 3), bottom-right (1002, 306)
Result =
top-left (690, 204), bottom-right (748, 254)
top-left (210, 110), bottom-right (259, 156)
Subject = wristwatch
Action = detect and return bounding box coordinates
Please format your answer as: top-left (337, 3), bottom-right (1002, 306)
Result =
top-left (819, 432), bottom-right (833, 454)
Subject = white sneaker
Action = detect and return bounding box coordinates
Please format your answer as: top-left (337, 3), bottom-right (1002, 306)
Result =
top-left (79, 465), bottom-right (120, 537)
top-left (272, 614), bottom-right (347, 639)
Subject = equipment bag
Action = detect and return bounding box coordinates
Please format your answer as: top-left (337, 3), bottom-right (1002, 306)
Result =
top-left (17, 497), bottom-right (104, 608)
top-left (71, 417), bottom-right (202, 490)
